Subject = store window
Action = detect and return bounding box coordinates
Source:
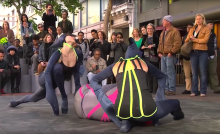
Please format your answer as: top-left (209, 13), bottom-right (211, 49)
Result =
top-left (101, 0), bottom-right (108, 20)
top-left (141, 0), bottom-right (161, 12)
top-left (88, 0), bottom-right (100, 25)
top-left (81, 2), bottom-right (87, 27)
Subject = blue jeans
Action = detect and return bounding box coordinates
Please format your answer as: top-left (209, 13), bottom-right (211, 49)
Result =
top-left (161, 56), bottom-right (177, 91)
top-left (190, 51), bottom-right (208, 94)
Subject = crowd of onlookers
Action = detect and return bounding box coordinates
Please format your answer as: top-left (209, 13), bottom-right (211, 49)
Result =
top-left (0, 3), bottom-right (219, 97)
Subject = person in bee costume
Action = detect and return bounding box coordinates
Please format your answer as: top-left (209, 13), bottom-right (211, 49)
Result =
top-left (9, 34), bottom-right (83, 116)
top-left (90, 37), bottom-right (184, 133)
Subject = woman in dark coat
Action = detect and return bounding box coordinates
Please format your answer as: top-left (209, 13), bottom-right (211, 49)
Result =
top-left (140, 23), bottom-right (159, 94)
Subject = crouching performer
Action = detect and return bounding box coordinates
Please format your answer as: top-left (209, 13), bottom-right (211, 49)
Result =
top-left (9, 34), bottom-right (83, 116)
top-left (89, 37), bottom-right (184, 133)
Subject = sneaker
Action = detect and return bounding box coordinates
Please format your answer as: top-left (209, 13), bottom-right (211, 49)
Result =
top-left (1, 89), bottom-right (6, 94)
top-left (182, 90), bottom-right (191, 94)
top-left (166, 91), bottom-right (176, 96)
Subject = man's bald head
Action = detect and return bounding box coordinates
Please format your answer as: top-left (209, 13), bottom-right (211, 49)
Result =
top-left (65, 34), bottom-right (76, 46)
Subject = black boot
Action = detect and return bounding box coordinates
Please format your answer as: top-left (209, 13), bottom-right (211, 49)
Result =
top-left (11, 88), bottom-right (15, 94)
top-left (171, 106), bottom-right (184, 120)
top-left (15, 87), bottom-right (20, 93)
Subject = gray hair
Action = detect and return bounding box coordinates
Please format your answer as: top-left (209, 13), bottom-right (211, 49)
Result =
top-left (146, 23), bottom-right (155, 31)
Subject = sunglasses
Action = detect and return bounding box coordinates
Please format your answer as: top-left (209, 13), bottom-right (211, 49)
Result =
top-left (38, 26), bottom-right (43, 28)
top-left (117, 37), bottom-right (122, 39)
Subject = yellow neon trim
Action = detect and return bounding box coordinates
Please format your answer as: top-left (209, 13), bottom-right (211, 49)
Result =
top-left (131, 67), bottom-right (144, 115)
top-left (117, 61), bottom-right (127, 116)
top-left (127, 60), bottom-right (133, 117)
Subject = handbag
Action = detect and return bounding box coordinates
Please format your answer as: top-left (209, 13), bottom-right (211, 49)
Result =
top-left (149, 55), bottom-right (159, 63)
top-left (180, 39), bottom-right (193, 58)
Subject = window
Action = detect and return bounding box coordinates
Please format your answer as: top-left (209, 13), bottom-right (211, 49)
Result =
top-left (141, 0), bottom-right (160, 12)
top-left (12, 10), bottom-right (15, 26)
top-left (101, 0), bottom-right (109, 20)
top-left (74, 13), bottom-right (79, 29)
top-left (113, 0), bottom-right (127, 6)
top-left (88, 0), bottom-right (100, 25)
top-left (81, 2), bottom-right (87, 27)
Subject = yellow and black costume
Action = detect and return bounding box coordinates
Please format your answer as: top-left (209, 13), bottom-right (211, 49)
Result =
top-left (90, 38), bottom-right (184, 133)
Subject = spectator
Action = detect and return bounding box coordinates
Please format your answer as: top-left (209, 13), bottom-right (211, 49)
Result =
top-left (55, 26), bottom-right (65, 41)
top-left (89, 29), bottom-right (98, 55)
top-left (14, 39), bottom-right (23, 58)
top-left (206, 20), bottom-right (220, 93)
top-left (76, 31), bottom-right (89, 61)
top-left (38, 34), bottom-right (54, 74)
top-left (20, 14), bottom-right (35, 45)
top-left (132, 28), bottom-right (143, 49)
top-left (107, 32), bottom-right (117, 66)
top-left (26, 35), bottom-right (40, 74)
top-left (111, 32), bottom-right (127, 63)
top-left (181, 23), bottom-right (193, 94)
top-left (37, 24), bottom-right (47, 43)
top-left (86, 48), bottom-right (107, 86)
top-left (0, 49), bottom-right (10, 94)
top-left (6, 46), bottom-right (21, 93)
top-left (141, 23), bottom-right (159, 94)
top-left (185, 14), bottom-right (211, 97)
top-left (90, 31), bottom-right (111, 61)
top-left (48, 26), bottom-right (57, 39)
top-left (157, 15), bottom-right (182, 96)
top-left (58, 10), bottom-right (73, 34)
top-left (0, 21), bottom-right (14, 50)
top-left (42, 3), bottom-right (57, 31)
top-left (141, 25), bottom-right (147, 35)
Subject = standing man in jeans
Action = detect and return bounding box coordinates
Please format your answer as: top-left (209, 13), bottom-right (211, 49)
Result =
top-left (157, 15), bottom-right (182, 95)
top-left (206, 21), bottom-right (220, 93)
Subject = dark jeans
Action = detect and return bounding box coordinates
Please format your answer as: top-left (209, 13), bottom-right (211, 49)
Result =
top-left (11, 71), bottom-right (21, 89)
top-left (190, 50), bottom-right (208, 94)
top-left (0, 72), bottom-right (10, 89)
top-left (131, 99), bottom-right (180, 123)
top-left (143, 57), bottom-right (159, 93)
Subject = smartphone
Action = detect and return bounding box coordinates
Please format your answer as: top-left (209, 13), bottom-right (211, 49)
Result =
top-left (96, 65), bottom-right (99, 70)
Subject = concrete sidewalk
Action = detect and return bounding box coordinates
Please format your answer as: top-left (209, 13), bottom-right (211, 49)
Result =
top-left (0, 86), bottom-right (220, 134)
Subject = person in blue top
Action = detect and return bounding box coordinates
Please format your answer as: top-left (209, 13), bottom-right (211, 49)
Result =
top-left (90, 37), bottom-right (184, 133)
top-left (20, 14), bottom-right (35, 45)
top-left (9, 34), bottom-right (83, 116)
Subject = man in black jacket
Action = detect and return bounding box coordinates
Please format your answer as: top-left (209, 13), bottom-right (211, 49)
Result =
top-left (42, 4), bottom-right (57, 31)
top-left (0, 49), bottom-right (10, 95)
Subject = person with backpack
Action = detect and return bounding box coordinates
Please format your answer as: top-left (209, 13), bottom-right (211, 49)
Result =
top-left (20, 14), bottom-right (35, 46)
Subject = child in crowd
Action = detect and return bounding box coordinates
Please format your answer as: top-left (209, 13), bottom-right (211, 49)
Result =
top-left (6, 46), bottom-right (21, 93)
top-left (0, 49), bottom-right (10, 94)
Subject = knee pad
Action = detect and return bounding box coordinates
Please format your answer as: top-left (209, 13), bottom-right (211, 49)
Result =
top-left (74, 84), bottom-right (118, 122)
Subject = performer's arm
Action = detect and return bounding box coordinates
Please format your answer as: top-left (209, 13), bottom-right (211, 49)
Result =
top-left (73, 49), bottom-right (83, 92)
top-left (44, 50), bottom-right (61, 87)
top-left (145, 61), bottom-right (166, 101)
top-left (90, 64), bottom-right (121, 128)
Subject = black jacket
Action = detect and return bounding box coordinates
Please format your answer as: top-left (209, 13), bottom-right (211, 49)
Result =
top-left (16, 46), bottom-right (23, 58)
top-left (0, 60), bottom-right (8, 69)
top-left (6, 54), bottom-right (20, 69)
top-left (39, 42), bottom-right (54, 62)
top-left (90, 40), bottom-right (111, 61)
top-left (58, 19), bottom-right (73, 34)
top-left (42, 13), bottom-right (57, 31)
top-left (140, 33), bottom-right (159, 57)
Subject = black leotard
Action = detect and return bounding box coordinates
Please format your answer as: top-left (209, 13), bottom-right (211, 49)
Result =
top-left (60, 61), bottom-right (75, 81)
top-left (114, 57), bottom-right (157, 119)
